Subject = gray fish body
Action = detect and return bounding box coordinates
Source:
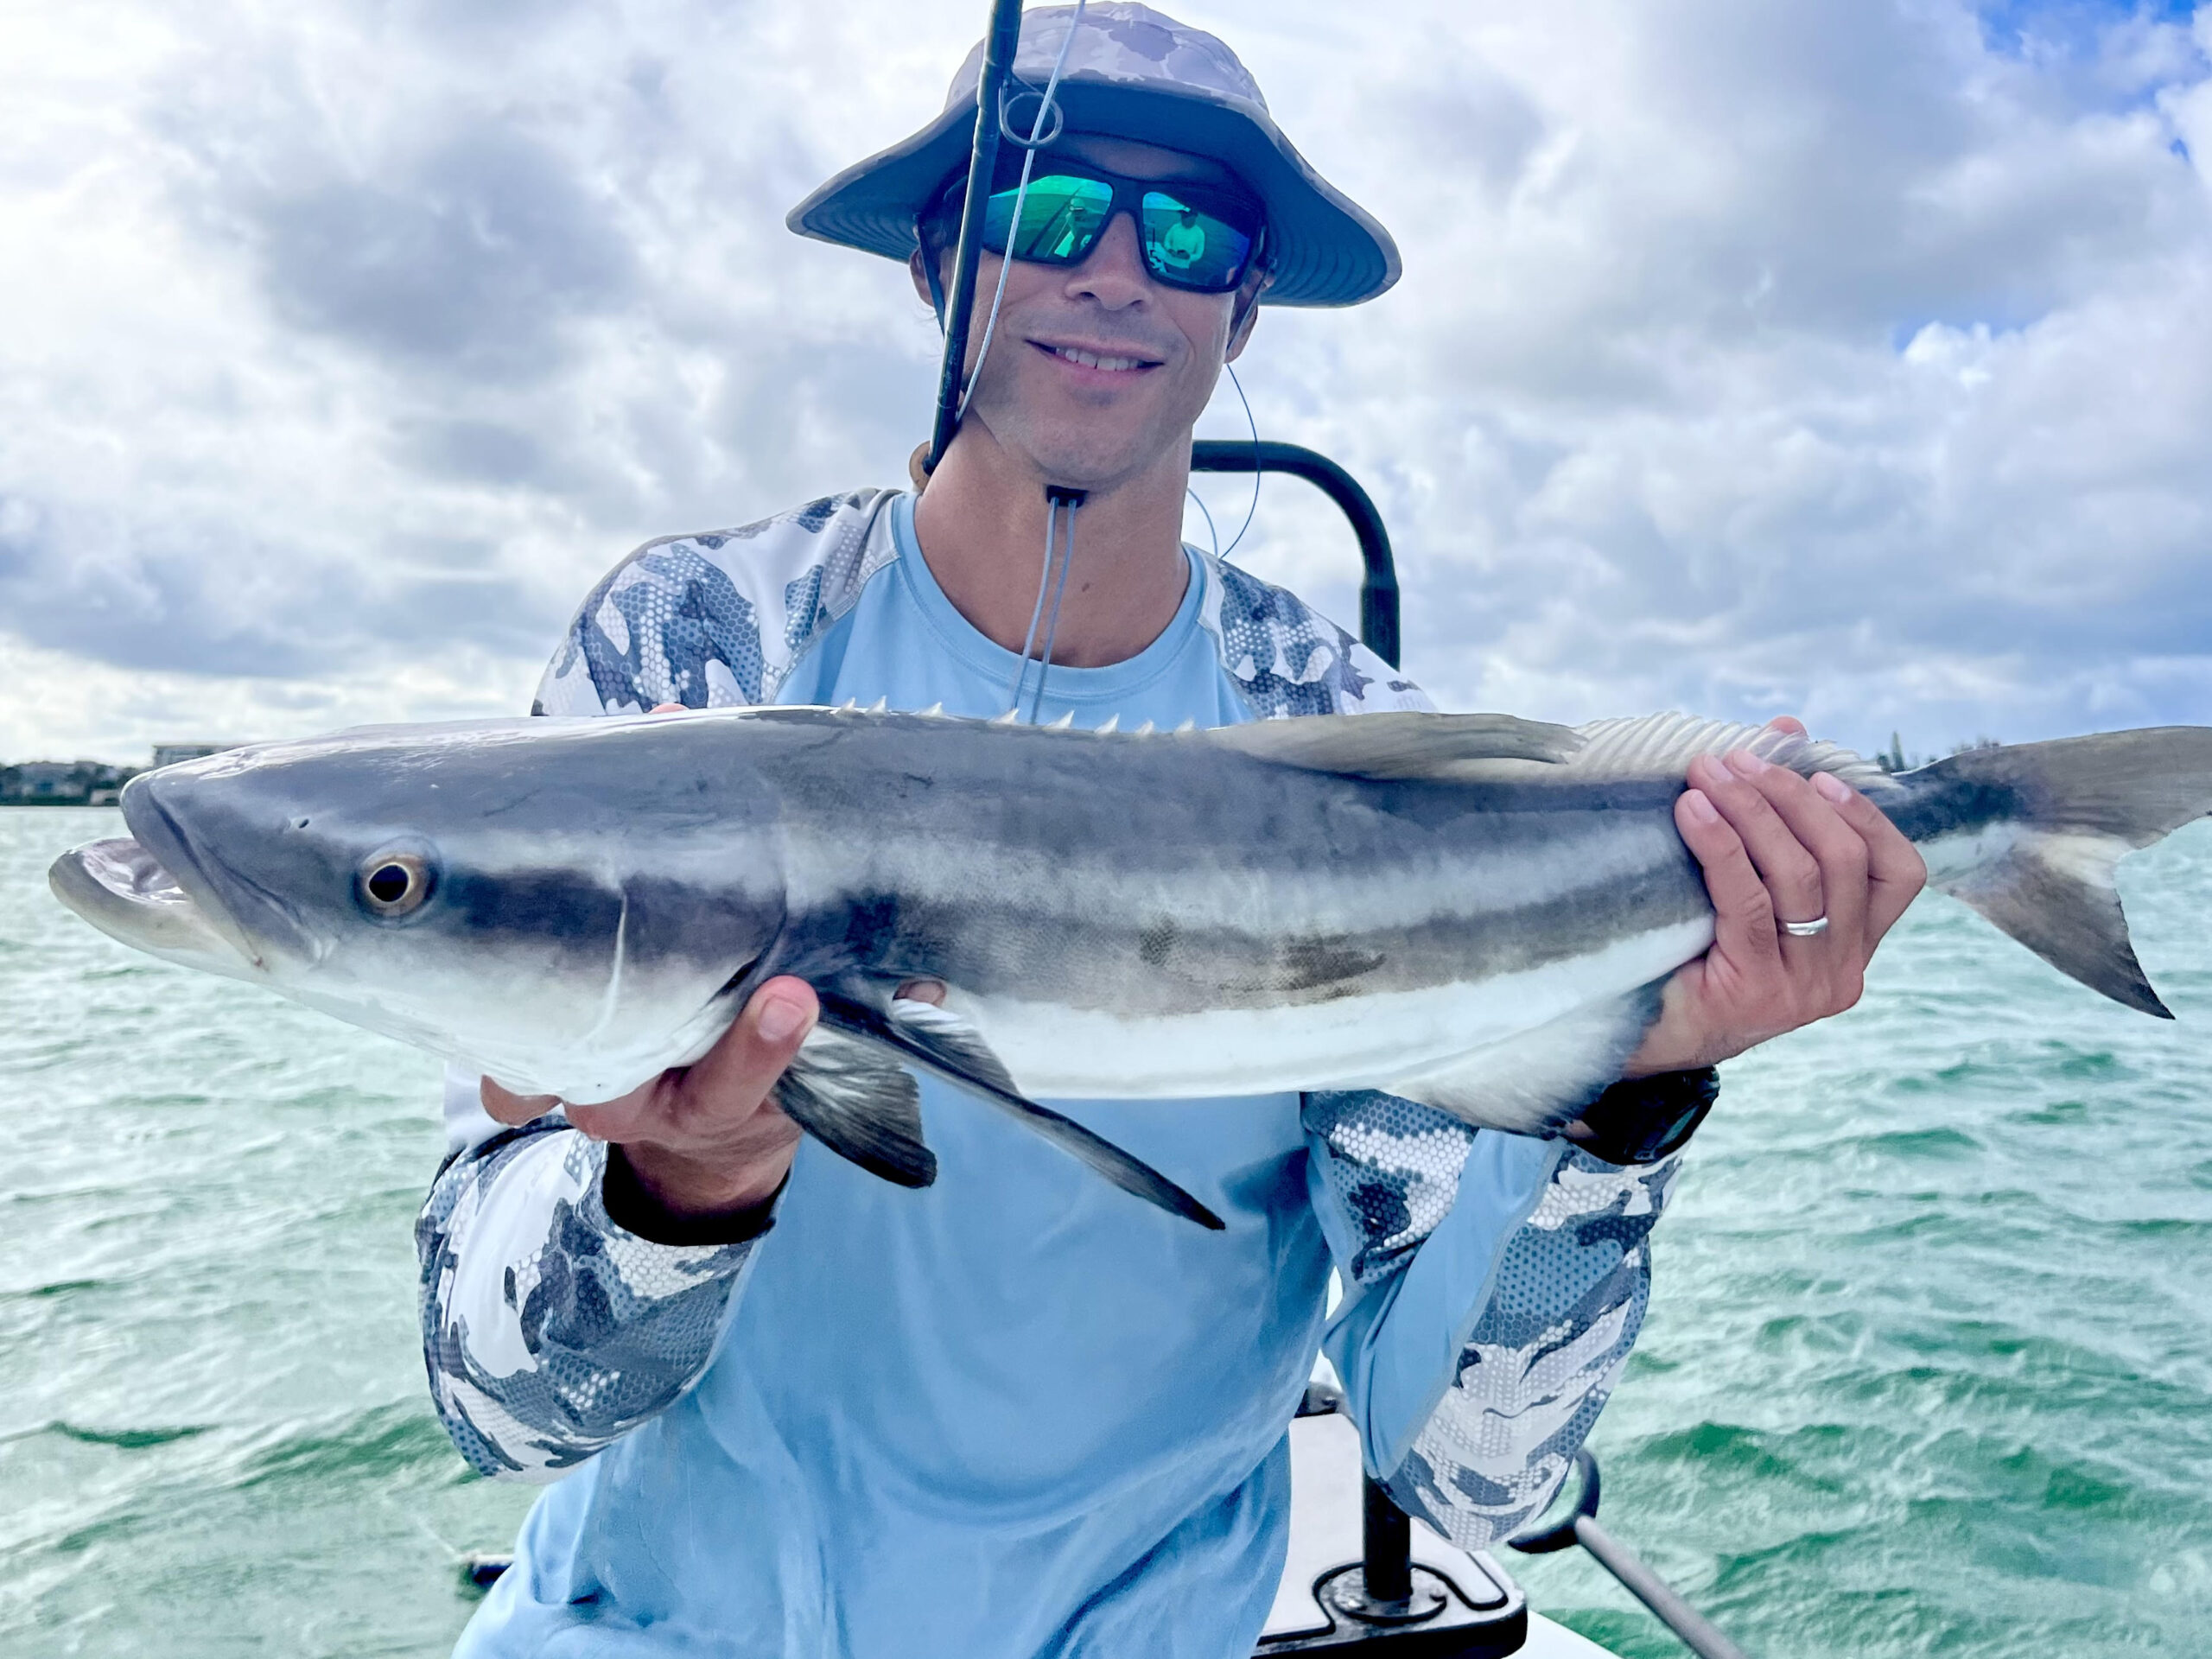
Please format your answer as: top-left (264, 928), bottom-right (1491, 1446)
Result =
top-left (50, 706), bottom-right (2212, 1224)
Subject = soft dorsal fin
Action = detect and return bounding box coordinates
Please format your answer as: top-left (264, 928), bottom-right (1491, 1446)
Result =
top-left (1198, 712), bottom-right (1580, 780)
top-left (1567, 713), bottom-right (1893, 791)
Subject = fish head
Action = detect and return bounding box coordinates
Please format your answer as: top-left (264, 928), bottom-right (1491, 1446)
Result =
top-left (49, 716), bottom-right (791, 1099)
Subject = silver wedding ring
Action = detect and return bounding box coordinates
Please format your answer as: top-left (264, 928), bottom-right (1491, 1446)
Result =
top-left (1779, 915), bottom-right (1831, 938)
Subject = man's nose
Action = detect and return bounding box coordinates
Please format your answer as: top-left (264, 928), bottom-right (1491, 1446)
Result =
top-left (1061, 213), bottom-right (1152, 308)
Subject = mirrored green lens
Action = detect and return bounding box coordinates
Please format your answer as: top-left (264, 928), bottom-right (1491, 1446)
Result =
top-left (1141, 192), bottom-right (1253, 290)
top-left (982, 175), bottom-right (1113, 263)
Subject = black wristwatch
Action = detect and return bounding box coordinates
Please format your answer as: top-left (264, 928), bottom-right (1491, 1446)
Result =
top-left (1564, 1068), bottom-right (1719, 1166)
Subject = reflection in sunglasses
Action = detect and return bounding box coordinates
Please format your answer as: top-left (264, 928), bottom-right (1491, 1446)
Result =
top-left (964, 169), bottom-right (1260, 293)
top-left (1157, 215), bottom-right (1206, 270)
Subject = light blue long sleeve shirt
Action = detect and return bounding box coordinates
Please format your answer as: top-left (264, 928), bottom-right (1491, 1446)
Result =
top-left (419, 491), bottom-right (1681, 1657)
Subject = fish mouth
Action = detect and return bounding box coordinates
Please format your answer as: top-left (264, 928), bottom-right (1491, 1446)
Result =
top-left (48, 836), bottom-right (263, 982)
top-left (48, 769), bottom-right (321, 978)
top-left (124, 774), bottom-right (332, 971)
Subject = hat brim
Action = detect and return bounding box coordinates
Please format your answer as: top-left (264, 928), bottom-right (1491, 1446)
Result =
top-left (787, 80), bottom-right (1400, 308)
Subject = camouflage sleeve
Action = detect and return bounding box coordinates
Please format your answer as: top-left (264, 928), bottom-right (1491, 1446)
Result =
top-left (1306, 1091), bottom-right (1680, 1549)
top-left (416, 1116), bottom-right (760, 1482)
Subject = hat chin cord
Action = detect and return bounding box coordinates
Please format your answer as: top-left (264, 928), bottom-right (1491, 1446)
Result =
top-left (1004, 485), bottom-right (1090, 723)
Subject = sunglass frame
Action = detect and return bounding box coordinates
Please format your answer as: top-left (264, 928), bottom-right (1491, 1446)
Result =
top-left (930, 156), bottom-right (1268, 295)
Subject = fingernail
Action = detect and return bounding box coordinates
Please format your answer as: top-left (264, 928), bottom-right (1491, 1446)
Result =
top-left (1727, 748), bottom-right (1767, 776)
top-left (1813, 771), bottom-right (1853, 804)
top-left (1682, 789), bottom-right (1719, 823)
top-left (757, 996), bottom-right (809, 1044)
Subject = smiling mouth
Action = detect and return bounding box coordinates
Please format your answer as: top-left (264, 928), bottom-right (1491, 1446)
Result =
top-left (1032, 341), bottom-right (1164, 373)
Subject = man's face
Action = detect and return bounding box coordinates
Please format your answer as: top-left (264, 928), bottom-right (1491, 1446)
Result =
top-left (914, 134), bottom-right (1262, 492)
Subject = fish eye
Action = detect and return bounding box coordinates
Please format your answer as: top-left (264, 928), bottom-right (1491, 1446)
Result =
top-left (356, 848), bottom-right (436, 920)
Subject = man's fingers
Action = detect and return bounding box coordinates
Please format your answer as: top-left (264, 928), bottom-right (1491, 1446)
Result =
top-left (1675, 786), bottom-right (1783, 972)
top-left (480, 1076), bottom-right (563, 1128)
top-left (563, 1077), bottom-right (662, 1141)
top-left (683, 976), bottom-right (819, 1114)
top-left (499, 979), bottom-right (817, 1149)
top-left (1812, 770), bottom-right (1928, 943)
top-left (1733, 753), bottom-right (1871, 957)
top-left (1689, 753), bottom-right (1826, 927)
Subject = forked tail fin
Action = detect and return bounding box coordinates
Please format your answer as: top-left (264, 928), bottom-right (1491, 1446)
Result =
top-left (1892, 728), bottom-right (2212, 1017)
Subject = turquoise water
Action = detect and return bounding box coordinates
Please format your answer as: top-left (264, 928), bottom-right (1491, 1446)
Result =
top-left (3, 807), bottom-right (2208, 1656)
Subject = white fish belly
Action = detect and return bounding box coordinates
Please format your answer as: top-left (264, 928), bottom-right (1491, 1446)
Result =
top-left (958, 916), bottom-right (1715, 1100)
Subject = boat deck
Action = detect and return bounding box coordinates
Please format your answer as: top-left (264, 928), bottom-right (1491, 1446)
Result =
top-left (1266, 1408), bottom-right (1619, 1657)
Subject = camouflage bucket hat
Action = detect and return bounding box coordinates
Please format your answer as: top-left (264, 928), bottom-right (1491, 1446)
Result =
top-left (787, 3), bottom-right (1400, 308)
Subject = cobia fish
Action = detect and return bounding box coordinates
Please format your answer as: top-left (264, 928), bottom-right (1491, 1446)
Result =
top-left (48, 706), bottom-right (2212, 1230)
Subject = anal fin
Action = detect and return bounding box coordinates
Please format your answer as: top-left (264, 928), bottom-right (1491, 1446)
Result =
top-left (773, 1027), bottom-right (938, 1188)
top-left (815, 992), bottom-right (1224, 1230)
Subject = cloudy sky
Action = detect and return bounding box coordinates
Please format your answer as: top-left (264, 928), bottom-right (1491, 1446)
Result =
top-left (3, 0), bottom-right (2209, 764)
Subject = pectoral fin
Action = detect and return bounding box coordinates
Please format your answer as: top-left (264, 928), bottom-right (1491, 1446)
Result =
top-left (773, 1027), bottom-right (938, 1188)
top-left (815, 993), bottom-right (1224, 1231)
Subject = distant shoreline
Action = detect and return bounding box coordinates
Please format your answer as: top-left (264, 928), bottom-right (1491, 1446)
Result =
top-left (3, 744), bottom-right (239, 808)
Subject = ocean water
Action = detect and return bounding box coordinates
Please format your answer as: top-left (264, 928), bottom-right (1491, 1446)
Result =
top-left (1, 807), bottom-right (2207, 1657)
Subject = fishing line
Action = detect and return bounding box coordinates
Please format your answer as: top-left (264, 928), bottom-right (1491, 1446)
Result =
top-left (1185, 485), bottom-right (1221, 560)
top-left (378, 1491), bottom-right (467, 1562)
top-left (1186, 365), bottom-right (1260, 563)
top-left (957, 0), bottom-right (1089, 425)
top-left (1005, 495), bottom-right (1065, 715)
top-left (1221, 361), bottom-right (1261, 559)
top-left (1026, 493), bottom-right (1083, 721)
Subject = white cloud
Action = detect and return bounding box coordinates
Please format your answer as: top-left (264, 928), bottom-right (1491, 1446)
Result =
top-left (1, 0), bottom-right (2208, 762)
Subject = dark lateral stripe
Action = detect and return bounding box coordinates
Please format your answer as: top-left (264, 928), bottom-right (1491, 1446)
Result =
top-left (766, 833), bottom-right (1711, 1016)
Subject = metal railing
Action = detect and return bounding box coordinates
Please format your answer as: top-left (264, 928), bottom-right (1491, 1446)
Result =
top-left (1191, 441), bottom-right (1402, 671)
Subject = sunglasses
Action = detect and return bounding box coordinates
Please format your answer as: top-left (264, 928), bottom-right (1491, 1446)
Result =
top-left (933, 157), bottom-right (1267, 295)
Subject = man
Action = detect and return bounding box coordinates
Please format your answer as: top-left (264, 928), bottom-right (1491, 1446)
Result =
top-left (419, 7), bottom-right (1924, 1654)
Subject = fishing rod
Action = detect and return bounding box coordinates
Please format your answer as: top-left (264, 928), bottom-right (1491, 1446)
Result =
top-left (1508, 1451), bottom-right (1753, 1659)
top-left (925, 0), bottom-right (1027, 474)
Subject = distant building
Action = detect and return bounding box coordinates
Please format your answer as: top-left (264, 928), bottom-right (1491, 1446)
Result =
top-left (9, 762), bottom-right (84, 800)
top-left (1, 741), bottom-right (247, 805)
top-left (152, 742), bottom-right (241, 770)
top-left (0, 760), bottom-right (140, 806)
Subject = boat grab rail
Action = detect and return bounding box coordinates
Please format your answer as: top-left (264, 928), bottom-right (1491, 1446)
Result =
top-left (1190, 440), bottom-right (1402, 671)
top-left (1508, 1452), bottom-right (1751, 1659)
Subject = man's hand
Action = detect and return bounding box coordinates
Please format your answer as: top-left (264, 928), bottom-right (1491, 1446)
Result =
top-left (481, 977), bottom-right (819, 1226)
top-left (1623, 719), bottom-right (1926, 1077)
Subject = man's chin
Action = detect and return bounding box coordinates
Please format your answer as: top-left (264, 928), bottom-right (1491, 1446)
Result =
top-left (1001, 416), bottom-right (1184, 494)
